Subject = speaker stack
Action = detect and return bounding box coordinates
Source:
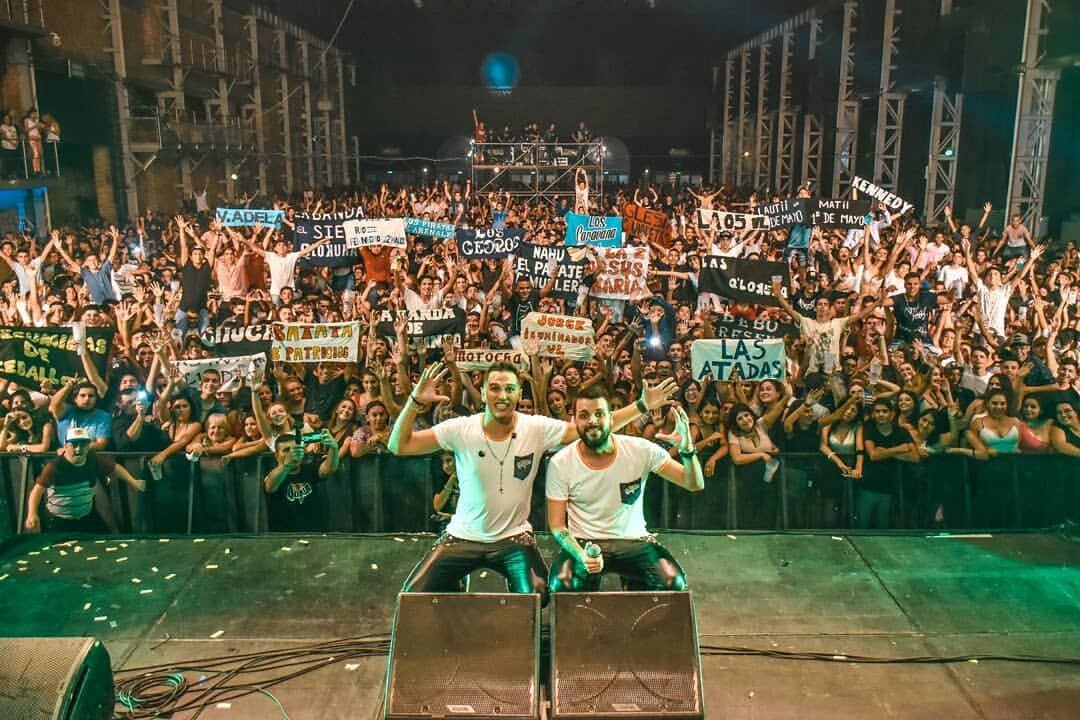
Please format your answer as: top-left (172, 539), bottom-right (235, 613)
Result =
top-left (384, 591), bottom-right (703, 719)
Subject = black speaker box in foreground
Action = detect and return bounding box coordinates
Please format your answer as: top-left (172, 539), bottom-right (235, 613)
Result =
top-left (0, 637), bottom-right (114, 720)
top-left (385, 592), bottom-right (541, 719)
top-left (551, 591), bottom-right (703, 719)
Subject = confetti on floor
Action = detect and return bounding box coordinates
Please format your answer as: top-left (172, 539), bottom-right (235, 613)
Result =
top-left (370, 563), bottom-right (379, 570)
top-left (209, 630), bottom-right (225, 639)
top-left (165, 573), bottom-right (177, 580)
top-left (94, 616), bottom-right (108, 622)
top-left (140, 589), bottom-right (153, 595)
top-left (205, 564), bottom-right (219, 570)
top-left (193, 538), bottom-right (206, 543)
top-left (86, 556), bottom-right (98, 561)
top-left (116, 557), bottom-right (128, 563)
top-left (83, 603), bottom-right (92, 611)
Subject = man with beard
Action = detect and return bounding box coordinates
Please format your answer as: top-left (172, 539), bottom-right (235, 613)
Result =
top-left (545, 386), bottom-right (703, 593)
top-left (389, 361), bottom-right (677, 603)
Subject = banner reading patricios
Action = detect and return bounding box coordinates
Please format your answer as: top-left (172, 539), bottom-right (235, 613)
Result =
top-left (270, 322), bottom-right (361, 363)
top-left (215, 207), bottom-right (285, 229)
top-left (456, 227), bottom-right (525, 259)
top-left (690, 338), bottom-right (787, 381)
top-left (698, 256), bottom-right (789, 307)
top-left (375, 308), bottom-right (465, 348)
top-left (0, 326), bottom-right (113, 386)
top-left (293, 208), bottom-right (364, 267)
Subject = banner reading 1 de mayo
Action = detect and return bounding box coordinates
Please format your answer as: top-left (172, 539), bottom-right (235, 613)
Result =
top-left (591, 246), bottom-right (650, 300)
top-left (850, 176), bottom-right (914, 216)
top-left (215, 207), bottom-right (285, 229)
top-left (342, 218), bottom-right (407, 249)
top-left (520, 312), bottom-right (595, 360)
top-left (270, 322), bottom-right (360, 363)
top-left (172, 353), bottom-right (266, 392)
top-left (695, 208), bottom-right (769, 231)
top-left (405, 217), bottom-right (456, 239)
top-left (293, 208), bottom-right (364, 267)
top-left (690, 338), bottom-right (786, 381)
top-left (452, 348), bottom-right (530, 372)
top-left (564, 213), bottom-right (623, 247)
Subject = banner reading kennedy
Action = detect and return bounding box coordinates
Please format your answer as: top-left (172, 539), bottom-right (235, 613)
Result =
top-left (270, 322), bottom-right (361, 363)
top-left (0, 326), bottom-right (113, 386)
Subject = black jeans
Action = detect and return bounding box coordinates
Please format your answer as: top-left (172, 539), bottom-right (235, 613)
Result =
top-left (402, 531), bottom-right (550, 605)
top-left (548, 537), bottom-right (687, 593)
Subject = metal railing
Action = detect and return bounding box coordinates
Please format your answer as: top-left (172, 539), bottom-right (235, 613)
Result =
top-left (2, 451), bottom-right (1076, 537)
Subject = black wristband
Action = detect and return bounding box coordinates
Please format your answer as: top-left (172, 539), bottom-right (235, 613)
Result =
top-left (636, 398), bottom-right (649, 415)
top-left (678, 448), bottom-right (698, 458)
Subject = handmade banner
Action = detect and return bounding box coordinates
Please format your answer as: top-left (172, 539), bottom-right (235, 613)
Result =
top-left (0, 326), bottom-right (113, 387)
top-left (405, 217), bottom-right (456, 239)
top-left (564, 213), bottom-right (623, 247)
top-left (293, 208), bottom-right (364, 267)
top-left (690, 338), bottom-right (786, 381)
top-left (850, 176), bottom-right (914, 216)
top-left (342, 218), bottom-right (407, 249)
top-left (711, 310), bottom-right (796, 341)
top-left (520, 312), bottom-right (595, 361)
top-left (621, 203), bottom-right (671, 246)
top-left (374, 308), bottom-right (465, 349)
top-left (696, 209), bottom-right (769, 232)
top-left (809, 198), bottom-right (872, 229)
top-left (759, 199), bottom-right (809, 229)
top-left (201, 324), bottom-right (274, 356)
top-left (698, 256), bottom-right (789, 307)
top-left (270, 322), bottom-right (361, 363)
top-left (514, 242), bottom-right (586, 303)
top-left (215, 207), bottom-right (284, 229)
top-left (452, 348), bottom-right (530, 372)
top-left (591, 246), bottom-right (650, 300)
top-left (172, 353), bottom-right (266, 392)
top-left (456, 227), bottom-right (525, 259)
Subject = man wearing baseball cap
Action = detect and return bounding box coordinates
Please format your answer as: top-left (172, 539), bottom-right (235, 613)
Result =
top-left (24, 427), bottom-right (146, 534)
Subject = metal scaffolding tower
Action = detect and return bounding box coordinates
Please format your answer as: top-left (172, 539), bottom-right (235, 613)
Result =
top-left (801, 114), bottom-right (823, 189)
top-left (101, 0), bottom-right (145, 219)
top-left (244, 13), bottom-right (268, 194)
top-left (297, 35), bottom-right (315, 189)
top-left (831, 0), bottom-right (859, 197)
top-left (872, 0), bottom-right (905, 192)
top-left (1005, 0), bottom-right (1058, 231)
top-left (773, 29), bottom-right (796, 196)
top-left (735, 49), bottom-right (752, 186)
top-left (923, 77), bottom-right (963, 226)
top-left (719, 57), bottom-right (737, 185)
top-left (335, 51), bottom-right (350, 186)
top-left (752, 44), bottom-right (772, 190)
top-left (275, 26), bottom-right (294, 194)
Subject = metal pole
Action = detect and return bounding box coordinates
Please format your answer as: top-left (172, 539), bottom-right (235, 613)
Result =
top-left (831, 1), bottom-right (859, 197)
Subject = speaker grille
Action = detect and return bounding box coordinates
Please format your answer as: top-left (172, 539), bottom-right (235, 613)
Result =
top-left (386, 593), bottom-right (540, 719)
top-left (0, 637), bottom-right (113, 720)
top-left (552, 592), bottom-right (703, 719)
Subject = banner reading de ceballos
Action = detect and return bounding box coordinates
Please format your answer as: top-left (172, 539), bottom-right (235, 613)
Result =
top-left (270, 322), bottom-right (361, 363)
top-left (0, 326), bottom-right (113, 386)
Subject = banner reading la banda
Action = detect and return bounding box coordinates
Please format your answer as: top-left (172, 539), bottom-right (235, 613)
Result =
top-left (0, 326), bottom-right (113, 386)
top-left (270, 322), bottom-right (360, 363)
top-left (690, 339), bottom-right (786, 381)
top-left (520, 312), bottom-right (595, 360)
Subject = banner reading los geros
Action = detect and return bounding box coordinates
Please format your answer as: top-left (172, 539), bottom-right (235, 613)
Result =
top-left (520, 312), bottom-right (595, 361)
top-left (270, 322), bottom-right (361, 363)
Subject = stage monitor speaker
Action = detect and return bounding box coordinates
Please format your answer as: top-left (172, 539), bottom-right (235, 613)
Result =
top-left (385, 592), bottom-right (540, 720)
top-left (0, 637), bottom-right (114, 720)
top-left (551, 591), bottom-right (703, 719)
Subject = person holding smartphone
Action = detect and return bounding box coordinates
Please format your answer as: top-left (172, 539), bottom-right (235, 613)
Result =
top-left (263, 428), bottom-right (341, 532)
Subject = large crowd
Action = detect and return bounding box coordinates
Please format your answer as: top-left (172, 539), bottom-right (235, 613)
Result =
top-left (3, 125), bottom-right (1079, 535)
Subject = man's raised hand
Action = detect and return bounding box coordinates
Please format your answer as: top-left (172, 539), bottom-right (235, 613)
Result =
top-left (412, 362), bottom-right (450, 405)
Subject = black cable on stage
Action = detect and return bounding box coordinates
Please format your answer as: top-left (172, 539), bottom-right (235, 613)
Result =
top-left (112, 635), bottom-right (1080, 718)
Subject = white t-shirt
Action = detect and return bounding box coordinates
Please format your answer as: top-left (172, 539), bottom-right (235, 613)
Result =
top-left (404, 286), bottom-right (445, 312)
top-left (797, 315), bottom-right (851, 373)
top-left (938, 264), bottom-right (969, 298)
top-left (975, 280), bottom-right (1012, 337)
top-left (433, 412), bottom-right (567, 542)
top-left (266, 251), bottom-right (301, 296)
top-left (546, 436), bottom-right (670, 540)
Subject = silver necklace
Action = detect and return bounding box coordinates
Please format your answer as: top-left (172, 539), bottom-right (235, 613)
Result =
top-left (482, 427), bottom-right (516, 495)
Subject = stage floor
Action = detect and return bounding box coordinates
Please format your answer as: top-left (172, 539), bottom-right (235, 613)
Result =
top-left (2, 530), bottom-right (1078, 719)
